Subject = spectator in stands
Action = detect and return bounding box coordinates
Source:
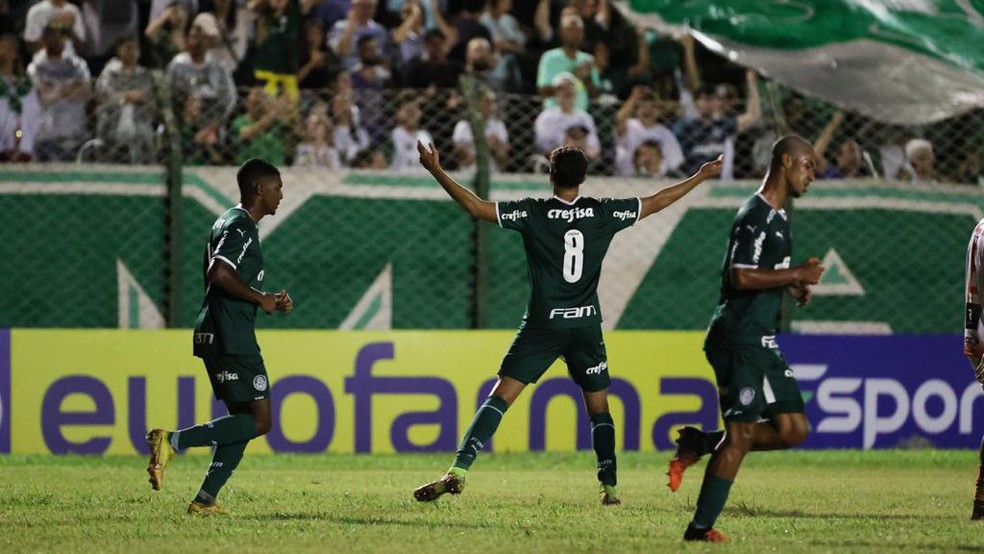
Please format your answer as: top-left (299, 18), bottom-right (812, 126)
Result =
top-left (0, 33), bottom-right (39, 162)
top-left (390, 95), bottom-right (433, 171)
top-left (613, 84), bottom-right (684, 177)
top-left (327, 0), bottom-right (389, 71)
top-left (329, 78), bottom-right (371, 165)
top-left (533, 72), bottom-right (599, 161)
top-left (391, 0), bottom-right (425, 72)
top-left (28, 24), bottom-right (91, 162)
top-left (165, 20), bottom-right (237, 147)
top-left (311, 0), bottom-right (351, 34)
top-left (351, 34), bottom-right (390, 143)
top-left (200, 0), bottom-right (252, 74)
top-left (232, 86), bottom-right (287, 165)
top-left (297, 19), bottom-right (338, 90)
top-left (631, 139), bottom-right (673, 178)
top-left (95, 36), bottom-right (157, 163)
top-left (452, 88), bottom-right (509, 172)
top-left (479, 0), bottom-right (523, 93)
top-left (899, 138), bottom-right (940, 184)
top-left (536, 12), bottom-right (600, 112)
top-left (954, 142), bottom-right (983, 186)
top-left (81, 0), bottom-right (139, 76)
top-left (294, 111), bottom-right (340, 167)
top-left (178, 93), bottom-right (222, 165)
top-left (145, 0), bottom-right (189, 69)
top-left (24, 0), bottom-right (85, 56)
top-left (812, 110), bottom-right (866, 179)
top-left (383, 0), bottom-right (450, 32)
top-left (402, 28), bottom-right (462, 89)
top-left (448, 0), bottom-right (491, 63)
top-left (248, 0), bottom-right (305, 102)
top-left (463, 37), bottom-right (509, 93)
top-left (572, 0), bottom-right (641, 100)
top-left (673, 69), bottom-right (760, 177)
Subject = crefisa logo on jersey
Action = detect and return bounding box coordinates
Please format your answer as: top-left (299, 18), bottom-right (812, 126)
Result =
top-left (612, 210), bottom-right (636, 221)
top-left (548, 207), bottom-right (595, 222)
top-left (585, 361), bottom-right (608, 375)
top-left (501, 210), bottom-right (527, 221)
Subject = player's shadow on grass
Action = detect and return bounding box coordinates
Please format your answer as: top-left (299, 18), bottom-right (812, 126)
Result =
top-left (241, 513), bottom-right (496, 529)
top-left (730, 503), bottom-right (947, 521)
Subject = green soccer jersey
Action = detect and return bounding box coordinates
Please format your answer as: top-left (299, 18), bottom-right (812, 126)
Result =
top-left (496, 195), bottom-right (641, 329)
top-left (707, 194), bottom-right (792, 347)
top-left (193, 206), bottom-right (265, 357)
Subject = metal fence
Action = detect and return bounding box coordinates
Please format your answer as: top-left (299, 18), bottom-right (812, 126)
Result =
top-left (2, 73), bottom-right (983, 331)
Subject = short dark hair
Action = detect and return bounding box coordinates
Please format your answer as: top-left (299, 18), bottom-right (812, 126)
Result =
top-left (770, 135), bottom-right (813, 170)
top-left (695, 83), bottom-right (717, 99)
top-left (237, 158), bottom-right (280, 199)
top-left (423, 29), bottom-right (446, 43)
top-left (549, 147), bottom-right (588, 189)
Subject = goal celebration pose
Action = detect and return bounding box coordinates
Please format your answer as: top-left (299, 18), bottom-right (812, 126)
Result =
top-left (412, 139), bottom-right (722, 504)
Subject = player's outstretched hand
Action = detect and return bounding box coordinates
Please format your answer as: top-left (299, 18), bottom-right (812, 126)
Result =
top-left (794, 257), bottom-right (825, 285)
top-left (696, 155), bottom-right (723, 180)
top-left (274, 289), bottom-right (294, 313)
top-left (417, 140), bottom-right (441, 173)
top-left (788, 283), bottom-right (813, 306)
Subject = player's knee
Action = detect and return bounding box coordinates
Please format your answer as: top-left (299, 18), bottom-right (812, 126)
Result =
top-left (781, 421), bottom-right (808, 447)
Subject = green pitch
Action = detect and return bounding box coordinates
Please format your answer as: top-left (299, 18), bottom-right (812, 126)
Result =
top-left (1, 451), bottom-right (981, 553)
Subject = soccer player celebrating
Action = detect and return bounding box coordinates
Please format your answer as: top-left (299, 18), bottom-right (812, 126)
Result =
top-left (145, 158), bottom-right (294, 514)
top-left (666, 136), bottom-right (824, 542)
top-left (412, 140), bottom-right (722, 505)
top-left (963, 215), bottom-right (984, 520)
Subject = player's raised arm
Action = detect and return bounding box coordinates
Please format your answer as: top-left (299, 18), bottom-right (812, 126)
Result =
top-left (417, 140), bottom-right (497, 222)
top-left (638, 155), bottom-right (722, 220)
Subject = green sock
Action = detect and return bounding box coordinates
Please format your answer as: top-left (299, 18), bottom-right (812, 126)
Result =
top-left (172, 414), bottom-right (257, 450)
top-left (452, 396), bottom-right (508, 471)
top-left (692, 474), bottom-right (734, 529)
top-left (590, 412), bottom-right (617, 486)
top-left (196, 440), bottom-right (249, 503)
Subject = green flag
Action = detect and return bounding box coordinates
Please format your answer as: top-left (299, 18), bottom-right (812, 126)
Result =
top-left (623, 0), bottom-right (984, 124)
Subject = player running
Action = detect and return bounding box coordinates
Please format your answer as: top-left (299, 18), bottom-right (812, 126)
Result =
top-left (412, 140), bottom-right (722, 505)
top-left (963, 216), bottom-right (984, 521)
top-left (665, 136), bottom-right (824, 542)
top-left (145, 158), bottom-right (294, 514)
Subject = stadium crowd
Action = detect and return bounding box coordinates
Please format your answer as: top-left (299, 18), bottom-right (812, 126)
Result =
top-left (0, 0), bottom-right (980, 183)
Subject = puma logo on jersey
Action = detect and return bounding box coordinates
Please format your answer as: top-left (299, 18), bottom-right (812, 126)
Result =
top-left (501, 210), bottom-right (527, 221)
top-left (612, 210), bottom-right (637, 221)
top-left (548, 207), bottom-right (595, 222)
top-left (236, 228), bottom-right (246, 237)
top-left (549, 305), bottom-right (597, 319)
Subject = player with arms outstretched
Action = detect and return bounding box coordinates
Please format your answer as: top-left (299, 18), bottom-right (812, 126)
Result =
top-left (145, 158), bottom-right (294, 514)
top-left (666, 136), bottom-right (825, 542)
top-left (963, 217), bottom-right (984, 520)
top-left (412, 140), bottom-right (722, 505)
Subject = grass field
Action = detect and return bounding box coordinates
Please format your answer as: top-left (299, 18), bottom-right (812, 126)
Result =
top-left (1, 450), bottom-right (981, 553)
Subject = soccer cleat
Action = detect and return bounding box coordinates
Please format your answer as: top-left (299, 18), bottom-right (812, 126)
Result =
top-left (667, 426), bottom-right (705, 492)
top-left (683, 525), bottom-right (728, 542)
top-left (413, 470), bottom-right (466, 502)
top-left (972, 500), bottom-right (984, 520)
top-left (187, 500), bottom-right (224, 515)
top-left (146, 428), bottom-right (176, 491)
top-left (599, 484), bottom-right (621, 506)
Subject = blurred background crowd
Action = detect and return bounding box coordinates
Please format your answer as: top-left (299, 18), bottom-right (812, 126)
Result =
top-left (0, 0), bottom-right (981, 183)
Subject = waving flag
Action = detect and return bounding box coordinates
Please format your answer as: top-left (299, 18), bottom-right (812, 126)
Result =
top-left (622, 0), bottom-right (984, 124)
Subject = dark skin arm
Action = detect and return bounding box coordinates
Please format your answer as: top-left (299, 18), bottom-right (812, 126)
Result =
top-left (733, 257), bottom-right (824, 304)
top-left (208, 260), bottom-right (278, 314)
top-left (417, 140), bottom-right (497, 222)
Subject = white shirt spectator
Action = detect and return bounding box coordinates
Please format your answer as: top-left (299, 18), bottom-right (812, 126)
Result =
top-left (0, 85), bottom-right (40, 157)
top-left (452, 117), bottom-right (508, 172)
top-left (294, 143), bottom-right (341, 168)
top-left (533, 107), bottom-right (600, 156)
top-left (24, 1), bottom-right (86, 57)
top-left (614, 118), bottom-right (684, 177)
top-left (28, 49), bottom-right (90, 142)
top-left (391, 126), bottom-right (433, 171)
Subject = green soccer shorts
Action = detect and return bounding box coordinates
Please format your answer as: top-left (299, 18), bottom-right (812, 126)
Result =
top-left (704, 339), bottom-right (804, 422)
top-left (202, 355), bottom-right (270, 403)
top-left (499, 323), bottom-right (610, 392)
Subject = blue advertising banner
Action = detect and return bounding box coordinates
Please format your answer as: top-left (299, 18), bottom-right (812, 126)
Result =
top-left (782, 335), bottom-right (983, 449)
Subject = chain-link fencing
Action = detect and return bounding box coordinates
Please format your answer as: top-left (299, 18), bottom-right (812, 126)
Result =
top-left (2, 75), bottom-right (983, 332)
